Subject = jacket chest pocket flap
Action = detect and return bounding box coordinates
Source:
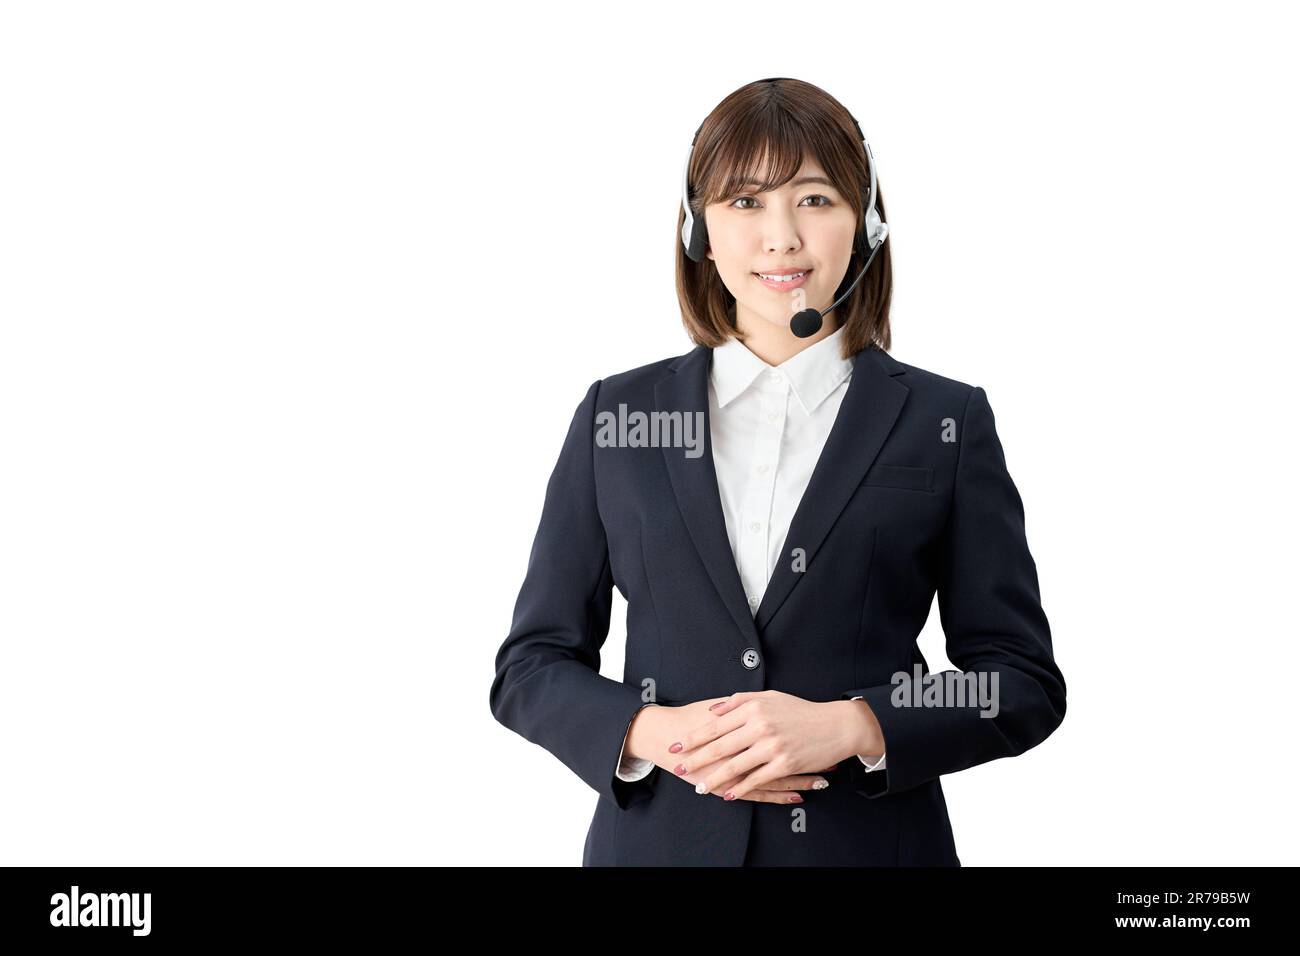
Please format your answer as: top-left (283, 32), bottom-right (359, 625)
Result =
top-left (861, 462), bottom-right (934, 493)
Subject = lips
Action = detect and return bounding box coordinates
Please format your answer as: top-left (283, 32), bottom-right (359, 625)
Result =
top-left (753, 268), bottom-right (812, 291)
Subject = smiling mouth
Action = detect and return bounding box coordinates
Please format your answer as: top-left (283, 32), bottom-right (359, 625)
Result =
top-left (753, 269), bottom-right (811, 282)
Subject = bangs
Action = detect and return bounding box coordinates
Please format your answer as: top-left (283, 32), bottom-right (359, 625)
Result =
top-left (694, 114), bottom-right (860, 207)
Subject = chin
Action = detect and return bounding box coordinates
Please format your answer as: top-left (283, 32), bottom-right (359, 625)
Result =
top-left (752, 310), bottom-right (799, 332)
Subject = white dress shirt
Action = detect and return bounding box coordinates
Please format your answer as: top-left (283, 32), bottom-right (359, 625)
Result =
top-left (616, 325), bottom-right (887, 782)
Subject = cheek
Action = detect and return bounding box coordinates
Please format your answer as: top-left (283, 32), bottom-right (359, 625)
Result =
top-left (809, 224), bottom-right (858, 277)
top-left (707, 238), bottom-right (752, 283)
top-left (703, 211), bottom-right (755, 260)
top-left (707, 223), bottom-right (746, 262)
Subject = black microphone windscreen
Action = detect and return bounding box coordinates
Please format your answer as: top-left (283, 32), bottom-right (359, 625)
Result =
top-left (790, 309), bottom-right (823, 338)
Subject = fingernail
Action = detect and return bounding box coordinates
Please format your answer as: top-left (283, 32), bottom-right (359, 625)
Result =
top-left (723, 792), bottom-right (735, 800)
top-left (812, 778), bottom-right (829, 790)
top-left (674, 764), bottom-right (687, 775)
top-left (709, 702), bottom-right (725, 710)
top-left (695, 782), bottom-right (709, 794)
top-left (669, 742), bottom-right (683, 753)
top-left (789, 794), bottom-right (803, 803)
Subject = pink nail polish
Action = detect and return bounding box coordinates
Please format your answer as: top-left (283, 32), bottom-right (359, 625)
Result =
top-left (789, 794), bottom-right (803, 803)
top-left (673, 764), bottom-right (686, 775)
top-left (724, 792), bottom-right (735, 800)
top-left (709, 702), bottom-right (725, 711)
top-left (669, 742), bottom-right (682, 753)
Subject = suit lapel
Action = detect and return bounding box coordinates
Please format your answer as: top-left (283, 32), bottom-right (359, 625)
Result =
top-left (656, 346), bottom-right (761, 649)
top-left (754, 345), bottom-right (910, 631)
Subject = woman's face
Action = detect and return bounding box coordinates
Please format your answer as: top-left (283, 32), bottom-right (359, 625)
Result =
top-left (705, 154), bottom-right (859, 337)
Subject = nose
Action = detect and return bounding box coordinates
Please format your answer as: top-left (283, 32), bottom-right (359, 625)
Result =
top-left (763, 226), bottom-right (801, 255)
top-left (758, 202), bottom-right (802, 255)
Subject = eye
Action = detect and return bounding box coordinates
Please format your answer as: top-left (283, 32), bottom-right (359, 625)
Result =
top-left (727, 193), bottom-right (834, 210)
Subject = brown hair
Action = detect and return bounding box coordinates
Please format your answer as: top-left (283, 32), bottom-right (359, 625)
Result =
top-left (675, 77), bottom-right (892, 359)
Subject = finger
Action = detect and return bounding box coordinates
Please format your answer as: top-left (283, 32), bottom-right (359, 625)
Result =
top-left (669, 708), bottom-right (745, 760)
top-left (695, 772), bottom-right (801, 804)
top-left (760, 765), bottom-right (838, 781)
top-left (702, 772), bottom-right (745, 797)
top-left (706, 691), bottom-right (760, 716)
top-left (758, 773), bottom-right (832, 792)
top-left (675, 756), bottom-right (731, 789)
top-left (736, 788), bottom-right (805, 805)
top-left (676, 723), bottom-right (759, 780)
top-left (721, 762), bottom-right (794, 802)
top-left (686, 743), bottom-right (764, 796)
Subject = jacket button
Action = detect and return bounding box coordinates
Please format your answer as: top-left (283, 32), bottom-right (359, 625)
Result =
top-left (741, 647), bottom-right (761, 669)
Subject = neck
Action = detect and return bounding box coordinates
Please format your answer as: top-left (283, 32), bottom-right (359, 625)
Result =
top-left (733, 304), bottom-right (838, 365)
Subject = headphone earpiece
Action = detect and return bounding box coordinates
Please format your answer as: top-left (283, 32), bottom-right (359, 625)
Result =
top-left (682, 198), bottom-right (710, 263)
top-left (680, 123), bottom-right (710, 263)
top-left (865, 207), bottom-right (886, 250)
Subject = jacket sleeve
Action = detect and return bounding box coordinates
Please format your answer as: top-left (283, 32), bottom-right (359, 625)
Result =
top-left (489, 379), bottom-right (658, 809)
top-left (841, 385), bottom-right (1066, 798)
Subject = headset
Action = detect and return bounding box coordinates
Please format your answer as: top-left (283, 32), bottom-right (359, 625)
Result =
top-left (679, 77), bottom-right (889, 337)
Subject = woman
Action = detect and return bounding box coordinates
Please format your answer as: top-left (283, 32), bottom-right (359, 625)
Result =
top-left (489, 77), bottom-right (1066, 866)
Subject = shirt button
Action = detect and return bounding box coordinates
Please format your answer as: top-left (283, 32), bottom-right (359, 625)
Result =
top-left (769, 371), bottom-right (784, 384)
top-left (749, 522), bottom-right (761, 533)
top-left (767, 411), bottom-right (780, 422)
top-left (741, 647), bottom-right (761, 669)
top-left (756, 464), bottom-right (769, 474)
top-left (748, 595), bottom-right (758, 608)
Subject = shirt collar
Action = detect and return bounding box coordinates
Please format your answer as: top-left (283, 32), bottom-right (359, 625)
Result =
top-left (710, 324), bottom-right (853, 415)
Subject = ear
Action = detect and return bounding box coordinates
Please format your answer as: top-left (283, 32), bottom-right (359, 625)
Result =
top-left (706, 248), bottom-right (714, 261)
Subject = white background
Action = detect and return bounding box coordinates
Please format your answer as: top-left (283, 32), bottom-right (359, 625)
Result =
top-left (2, 1), bottom-right (1296, 866)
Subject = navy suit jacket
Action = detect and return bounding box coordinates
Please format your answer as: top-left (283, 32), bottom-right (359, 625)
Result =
top-left (490, 342), bottom-right (1066, 866)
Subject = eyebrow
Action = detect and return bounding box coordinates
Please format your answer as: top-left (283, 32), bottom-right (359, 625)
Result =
top-left (736, 175), bottom-right (836, 190)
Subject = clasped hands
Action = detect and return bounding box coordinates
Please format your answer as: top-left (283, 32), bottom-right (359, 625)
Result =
top-left (625, 690), bottom-right (885, 804)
